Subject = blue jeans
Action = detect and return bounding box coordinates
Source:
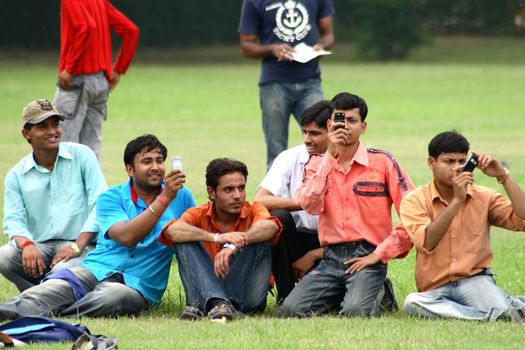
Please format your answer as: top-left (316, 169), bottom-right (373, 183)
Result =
top-left (174, 242), bottom-right (271, 314)
top-left (280, 241), bottom-right (387, 318)
top-left (404, 272), bottom-right (525, 321)
top-left (259, 79), bottom-right (323, 170)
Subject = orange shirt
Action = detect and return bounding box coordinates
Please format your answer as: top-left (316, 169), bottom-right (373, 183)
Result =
top-left (295, 143), bottom-right (414, 263)
top-left (158, 201), bottom-right (282, 260)
top-left (400, 181), bottom-right (525, 292)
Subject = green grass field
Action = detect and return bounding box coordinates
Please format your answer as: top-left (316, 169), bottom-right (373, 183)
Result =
top-left (1, 37), bottom-right (525, 349)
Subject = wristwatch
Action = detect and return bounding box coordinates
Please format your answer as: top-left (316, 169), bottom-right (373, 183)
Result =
top-left (70, 243), bottom-right (81, 254)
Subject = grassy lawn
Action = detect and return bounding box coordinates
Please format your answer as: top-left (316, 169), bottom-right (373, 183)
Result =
top-left (0, 37), bottom-right (525, 348)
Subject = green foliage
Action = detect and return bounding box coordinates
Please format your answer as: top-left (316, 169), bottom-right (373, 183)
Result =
top-left (336, 0), bottom-right (430, 60)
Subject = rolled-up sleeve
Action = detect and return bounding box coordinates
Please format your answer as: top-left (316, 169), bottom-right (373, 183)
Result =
top-left (400, 192), bottom-right (434, 255)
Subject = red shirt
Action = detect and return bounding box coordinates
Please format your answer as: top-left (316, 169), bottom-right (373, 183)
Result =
top-left (295, 143), bottom-right (414, 262)
top-left (59, 0), bottom-right (139, 80)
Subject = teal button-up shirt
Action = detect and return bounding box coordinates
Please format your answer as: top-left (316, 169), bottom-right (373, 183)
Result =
top-left (3, 142), bottom-right (107, 243)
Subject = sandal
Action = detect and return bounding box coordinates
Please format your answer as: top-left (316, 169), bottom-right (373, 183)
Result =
top-left (71, 334), bottom-right (118, 350)
top-left (180, 306), bottom-right (204, 321)
top-left (208, 302), bottom-right (244, 321)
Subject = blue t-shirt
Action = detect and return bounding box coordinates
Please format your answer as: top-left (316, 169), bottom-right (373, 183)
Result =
top-left (82, 180), bottom-right (196, 306)
top-left (239, 0), bottom-right (334, 85)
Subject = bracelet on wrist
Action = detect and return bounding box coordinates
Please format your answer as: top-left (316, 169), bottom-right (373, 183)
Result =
top-left (223, 243), bottom-right (237, 254)
top-left (156, 195), bottom-right (169, 208)
top-left (20, 240), bottom-right (34, 250)
top-left (70, 243), bottom-right (81, 254)
top-left (214, 232), bottom-right (220, 243)
top-left (497, 168), bottom-right (510, 184)
top-left (149, 205), bottom-right (160, 217)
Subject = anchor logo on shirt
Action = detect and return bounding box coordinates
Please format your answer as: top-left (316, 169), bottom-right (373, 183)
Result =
top-left (267, 0), bottom-right (311, 42)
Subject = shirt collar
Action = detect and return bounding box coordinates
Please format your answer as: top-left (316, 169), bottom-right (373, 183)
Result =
top-left (430, 180), bottom-right (473, 204)
top-left (205, 201), bottom-right (252, 226)
top-left (351, 142), bottom-right (369, 167)
top-left (127, 179), bottom-right (164, 205)
top-left (22, 143), bottom-right (72, 174)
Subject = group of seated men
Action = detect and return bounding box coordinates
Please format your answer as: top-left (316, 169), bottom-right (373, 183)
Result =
top-left (1, 93), bottom-right (524, 322)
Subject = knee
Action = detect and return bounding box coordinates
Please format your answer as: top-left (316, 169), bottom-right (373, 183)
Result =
top-left (0, 245), bottom-right (19, 274)
top-left (341, 299), bottom-right (376, 317)
top-left (403, 293), bottom-right (421, 316)
top-left (279, 294), bottom-right (308, 318)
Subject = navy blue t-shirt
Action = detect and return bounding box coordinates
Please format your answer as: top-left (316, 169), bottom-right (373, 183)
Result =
top-left (239, 0), bottom-right (334, 85)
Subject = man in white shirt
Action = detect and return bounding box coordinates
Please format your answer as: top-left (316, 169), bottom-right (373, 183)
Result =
top-left (256, 100), bottom-right (330, 303)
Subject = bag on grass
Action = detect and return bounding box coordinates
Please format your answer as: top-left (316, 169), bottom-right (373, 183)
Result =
top-left (0, 317), bottom-right (89, 344)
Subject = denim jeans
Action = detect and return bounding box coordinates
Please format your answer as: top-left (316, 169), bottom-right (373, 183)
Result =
top-left (54, 72), bottom-right (109, 159)
top-left (0, 266), bottom-right (147, 321)
top-left (174, 241), bottom-right (271, 314)
top-left (259, 79), bottom-right (323, 170)
top-left (0, 241), bottom-right (94, 292)
top-left (280, 241), bottom-right (387, 318)
top-left (404, 272), bottom-right (525, 321)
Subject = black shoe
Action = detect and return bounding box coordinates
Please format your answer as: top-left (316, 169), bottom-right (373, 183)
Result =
top-left (380, 278), bottom-right (399, 312)
top-left (180, 306), bottom-right (205, 321)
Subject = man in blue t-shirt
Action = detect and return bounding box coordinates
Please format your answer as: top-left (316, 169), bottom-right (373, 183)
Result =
top-left (0, 135), bottom-right (196, 320)
top-left (239, 0), bottom-right (334, 169)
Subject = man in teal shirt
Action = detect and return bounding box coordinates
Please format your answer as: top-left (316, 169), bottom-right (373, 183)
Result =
top-left (0, 99), bottom-right (107, 291)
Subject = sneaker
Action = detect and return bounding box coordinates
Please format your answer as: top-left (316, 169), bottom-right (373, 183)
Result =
top-left (208, 302), bottom-right (244, 321)
top-left (180, 306), bottom-right (205, 321)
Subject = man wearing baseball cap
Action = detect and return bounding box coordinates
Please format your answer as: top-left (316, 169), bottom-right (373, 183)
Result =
top-left (0, 99), bottom-right (107, 292)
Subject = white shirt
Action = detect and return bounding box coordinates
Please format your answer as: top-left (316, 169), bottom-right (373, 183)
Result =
top-left (258, 144), bottom-right (318, 233)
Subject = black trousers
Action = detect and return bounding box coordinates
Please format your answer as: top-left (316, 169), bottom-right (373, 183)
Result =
top-left (271, 209), bottom-right (321, 304)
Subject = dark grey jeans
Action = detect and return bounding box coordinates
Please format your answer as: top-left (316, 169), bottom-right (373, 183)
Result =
top-left (279, 241), bottom-right (387, 318)
top-left (0, 266), bottom-right (147, 321)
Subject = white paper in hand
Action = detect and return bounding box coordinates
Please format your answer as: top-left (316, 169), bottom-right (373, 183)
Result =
top-left (291, 43), bottom-right (332, 63)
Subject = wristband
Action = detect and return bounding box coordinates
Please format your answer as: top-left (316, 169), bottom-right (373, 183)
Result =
top-left (149, 205), bottom-right (160, 217)
top-left (70, 243), bottom-right (81, 254)
top-left (214, 232), bottom-right (220, 243)
top-left (497, 168), bottom-right (510, 184)
top-left (223, 243), bottom-right (237, 254)
top-left (156, 195), bottom-right (169, 208)
top-left (19, 240), bottom-right (34, 250)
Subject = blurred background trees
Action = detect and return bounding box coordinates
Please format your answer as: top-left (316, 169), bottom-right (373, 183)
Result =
top-left (1, 0), bottom-right (524, 60)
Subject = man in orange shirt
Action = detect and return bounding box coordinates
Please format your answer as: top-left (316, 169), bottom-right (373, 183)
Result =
top-left (401, 131), bottom-right (525, 321)
top-left (159, 158), bottom-right (282, 321)
top-left (280, 92), bottom-right (414, 318)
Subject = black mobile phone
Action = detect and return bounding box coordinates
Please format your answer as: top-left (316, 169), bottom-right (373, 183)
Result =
top-left (462, 154), bottom-right (478, 172)
top-left (334, 112), bottom-right (345, 129)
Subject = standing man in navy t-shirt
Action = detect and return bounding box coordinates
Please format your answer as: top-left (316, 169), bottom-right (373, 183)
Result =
top-left (238, 0), bottom-right (334, 170)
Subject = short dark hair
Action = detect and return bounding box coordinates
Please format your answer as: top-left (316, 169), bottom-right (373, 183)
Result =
top-left (428, 131), bottom-right (470, 158)
top-left (206, 158), bottom-right (248, 190)
top-left (329, 92), bottom-right (368, 121)
top-left (123, 134), bottom-right (167, 166)
top-left (300, 100), bottom-right (331, 129)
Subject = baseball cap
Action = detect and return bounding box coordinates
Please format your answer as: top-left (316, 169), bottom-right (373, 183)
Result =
top-left (21, 99), bottom-right (64, 128)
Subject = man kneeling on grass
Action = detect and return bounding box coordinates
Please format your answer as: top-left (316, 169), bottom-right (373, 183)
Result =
top-left (0, 134), bottom-right (195, 319)
top-left (401, 131), bottom-right (525, 321)
top-left (159, 158), bottom-right (282, 321)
